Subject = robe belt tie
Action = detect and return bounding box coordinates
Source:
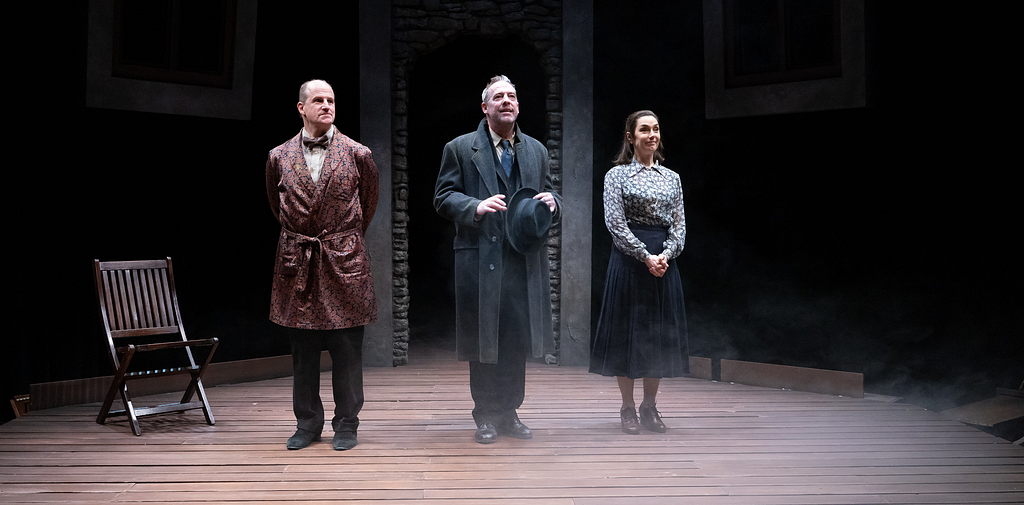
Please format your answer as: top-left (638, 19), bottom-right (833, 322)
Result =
top-left (282, 228), bottom-right (353, 293)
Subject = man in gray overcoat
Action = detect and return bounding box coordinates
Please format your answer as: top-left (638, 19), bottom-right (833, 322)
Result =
top-left (434, 75), bottom-right (562, 444)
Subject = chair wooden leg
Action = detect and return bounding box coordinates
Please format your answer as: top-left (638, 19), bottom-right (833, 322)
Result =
top-left (180, 379), bottom-right (196, 404)
top-left (188, 342), bottom-right (217, 426)
top-left (97, 380), bottom-right (120, 425)
top-left (120, 384), bottom-right (142, 436)
top-left (193, 378), bottom-right (215, 426)
top-left (97, 351), bottom-right (135, 426)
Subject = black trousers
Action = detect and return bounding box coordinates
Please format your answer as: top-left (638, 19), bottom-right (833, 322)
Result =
top-left (287, 326), bottom-right (364, 434)
top-left (469, 248), bottom-right (529, 425)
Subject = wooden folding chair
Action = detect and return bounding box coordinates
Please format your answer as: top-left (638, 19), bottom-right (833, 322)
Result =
top-left (93, 258), bottom-right (219, 435)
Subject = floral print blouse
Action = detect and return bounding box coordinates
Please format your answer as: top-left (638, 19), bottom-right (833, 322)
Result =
top-left (603, 159), bottom-right (686, 262)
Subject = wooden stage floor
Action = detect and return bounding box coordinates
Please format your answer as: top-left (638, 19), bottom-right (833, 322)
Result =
top-left (2, 347), bottom-right (1022, 504)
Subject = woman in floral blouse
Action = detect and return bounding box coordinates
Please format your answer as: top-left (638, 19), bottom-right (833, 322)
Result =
top-left (590, 110), bottom-right (689, 434)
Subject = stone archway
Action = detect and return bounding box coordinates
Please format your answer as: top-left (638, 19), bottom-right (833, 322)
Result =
top-left (403, 35), bottom-right (547, 357)
top-left (390, 1), bottom-right (565, 365)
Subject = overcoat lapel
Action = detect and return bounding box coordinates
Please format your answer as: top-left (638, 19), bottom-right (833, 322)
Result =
top-left (472, 120), bottom-right (543, 193)
top-left (514, 127), bottom-right (540, 190)
top-left (471, 121), bottom-right (500, 197)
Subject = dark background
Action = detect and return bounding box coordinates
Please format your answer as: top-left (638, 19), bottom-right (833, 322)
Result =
top-left (3, 1), bottom-right (1021, 424)
top-left (587, 2), bottom-right (1022, 413)
top-left (3, 1), bottom-right (362, 422)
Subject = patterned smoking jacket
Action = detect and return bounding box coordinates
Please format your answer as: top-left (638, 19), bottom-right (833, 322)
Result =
top-left (265, 127), bottom-right (379, 329)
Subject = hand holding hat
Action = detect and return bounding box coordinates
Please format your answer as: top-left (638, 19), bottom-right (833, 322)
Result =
top-left (505, 187), bottom-right (554, 255)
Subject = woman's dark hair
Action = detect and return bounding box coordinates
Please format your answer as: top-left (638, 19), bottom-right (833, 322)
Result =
top-left (612, 110), bottom-right (665, 165)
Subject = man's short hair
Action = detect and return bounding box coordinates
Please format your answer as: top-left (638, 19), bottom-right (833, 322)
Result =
top-left (481, 75), bottom-right (515, 102)
top-left (299, 79), bottom-right (330, 103)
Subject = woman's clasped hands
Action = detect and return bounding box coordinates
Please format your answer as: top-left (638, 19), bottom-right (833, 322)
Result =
top-left (644, 254), bottom-right (669, 277)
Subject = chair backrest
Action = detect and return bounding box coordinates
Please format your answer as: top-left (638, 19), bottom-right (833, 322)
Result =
top-left (93, 258), bottom-right (188, 367)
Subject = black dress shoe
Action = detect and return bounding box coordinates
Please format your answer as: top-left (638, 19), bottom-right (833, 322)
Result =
top-left (639, 403), bottom-right (667, 433)
top-left (620, 406), bottom-right (640, 435)
top-left (332, 431), bottom-right (357, 451)
top-left (286, 429), bottom-right (321, 450)
top-left (497, 416), bottom-right (533, 439)
top-left (475, 422), bottom-right (498, 444)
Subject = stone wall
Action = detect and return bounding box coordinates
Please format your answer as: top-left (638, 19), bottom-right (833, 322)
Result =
top-left (391, 0), bottom-right (564, 365)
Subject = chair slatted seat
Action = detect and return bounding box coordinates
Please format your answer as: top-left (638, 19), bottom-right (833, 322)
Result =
top-left (93, 258), bottom-right (219, 436)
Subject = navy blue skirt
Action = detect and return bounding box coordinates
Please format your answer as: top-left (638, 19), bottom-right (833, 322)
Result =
top-left (589, 224), bottom-right (689, 379)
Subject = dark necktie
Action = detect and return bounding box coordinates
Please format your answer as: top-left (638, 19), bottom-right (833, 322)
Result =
top-left (303, 135), bottom-right (329, 150)
top-left (500, 139), bottom-right (513, 178)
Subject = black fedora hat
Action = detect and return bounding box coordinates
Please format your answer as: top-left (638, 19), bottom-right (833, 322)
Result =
top-left (505, 187), bottom-right (553, 255)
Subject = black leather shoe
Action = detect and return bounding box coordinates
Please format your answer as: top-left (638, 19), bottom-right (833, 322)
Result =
top-left (286, 429), bottom-right (321, 450)
top-left (639, 403), bottom-right (667, 433)
top-left (497, 415), bottom-right (533, 439)
top-left (620, 406), bottom-right (641, 435)
top-left (475, 422), bottom-right (498, 444)
top-left (332, 431), bottom-right (357, 451)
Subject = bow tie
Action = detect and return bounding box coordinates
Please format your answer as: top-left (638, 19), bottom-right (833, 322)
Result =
top-left (303, 135), bottom-right (330, 150)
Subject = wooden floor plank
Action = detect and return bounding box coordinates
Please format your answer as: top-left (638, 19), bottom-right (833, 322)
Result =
top-left (1, 347), bottom-right (1022, 504)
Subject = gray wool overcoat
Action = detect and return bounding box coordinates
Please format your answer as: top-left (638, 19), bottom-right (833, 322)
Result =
top-left (434, 119), bottom-right (561, 363)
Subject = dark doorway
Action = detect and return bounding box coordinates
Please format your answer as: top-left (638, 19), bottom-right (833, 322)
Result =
top-left (406, 35), bottom-right (546, 350)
